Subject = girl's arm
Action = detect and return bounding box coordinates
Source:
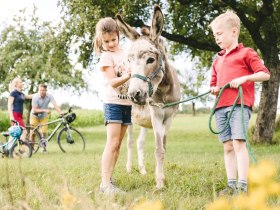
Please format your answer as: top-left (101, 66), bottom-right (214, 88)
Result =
top-left (103, 66), bottom-right (130, 88)
top-left (7, 96), bottom-right (15, 120)
top-left (25, 94), bottom-right (33, 99)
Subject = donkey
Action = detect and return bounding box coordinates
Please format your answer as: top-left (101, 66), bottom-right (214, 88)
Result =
top-left (116, 5), bottom-right (181, 189)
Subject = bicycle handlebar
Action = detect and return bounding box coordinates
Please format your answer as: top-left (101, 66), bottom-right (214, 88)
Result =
top-left (11, 120), bottom-right (20, 126)
top-left (59, 106), bottom-right (73, 118)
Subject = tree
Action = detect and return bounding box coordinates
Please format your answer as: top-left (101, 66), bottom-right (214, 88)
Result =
top-left (178, 56), bottom-right (211, 116)
top-left (58, 0), bottom-right (280, 143)
top-left (0, 7), bottom-right (86, 123)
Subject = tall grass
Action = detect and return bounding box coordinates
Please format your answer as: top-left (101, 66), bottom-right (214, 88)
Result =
top-left (0, 109), bottom-right (104, 132)
top-left (0, 114), bottom-right (279, 209)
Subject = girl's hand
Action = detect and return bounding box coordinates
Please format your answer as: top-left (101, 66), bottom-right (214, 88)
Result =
top-left (210, 86), bottom-right (220, 96)
top-left (230, 76), bottom-right (248, 88)
top-left (126, 68), bottom-right (131, 78)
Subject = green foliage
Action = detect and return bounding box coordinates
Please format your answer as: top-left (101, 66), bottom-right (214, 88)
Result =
top-left (0, 97), bottom-right (7, 110)
top-left (0, 114), bottom-right (279, 209)
top-left (0, 111), bottom-right (10, 132)
top-left (0, 8), bottom-right (86, 95)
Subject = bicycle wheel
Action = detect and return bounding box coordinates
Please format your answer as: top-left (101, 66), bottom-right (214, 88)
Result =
top-left (10, 140), bottom-right (32, 158)
top-left (25, 126), bottom-right (41, 153)
top-left (57, 127), bottom-right (85, 153)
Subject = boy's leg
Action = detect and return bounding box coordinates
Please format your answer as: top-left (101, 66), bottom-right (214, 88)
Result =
top-left (29, 115), bottom-right (39, 143)
top-left (40, 117), bottom-right (49, 138)
top-left (231, 106), bottom-right (251, 192)
top-left (233, 140), bottom-right (249, 192)
top-left (223, 140), bottom-right (237, 181)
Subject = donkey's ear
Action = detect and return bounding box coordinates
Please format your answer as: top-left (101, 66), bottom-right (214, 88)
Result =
top-left (150, 5), bottom-right (164, 42)
top-left (115, 14), bottom-right (140, 41)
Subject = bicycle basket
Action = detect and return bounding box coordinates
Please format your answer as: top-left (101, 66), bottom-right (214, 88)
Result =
top-left (66, 113), bottom-right (76, 123)
top-left (8, 125), bottom-right (22, 138)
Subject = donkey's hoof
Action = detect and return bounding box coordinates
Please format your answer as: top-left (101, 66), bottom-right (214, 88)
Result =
top-left (152, 186), bottom-right (166, 195)
top-left (126, 165), bottom-right (132, 173)
top-left (139, 166), bottom-right (147, 175)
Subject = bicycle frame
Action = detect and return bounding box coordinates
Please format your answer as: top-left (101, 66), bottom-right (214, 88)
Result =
top-left (0, 136), bottom-right (18, 154)
top-left (30, 116), bottom-right (70, 142)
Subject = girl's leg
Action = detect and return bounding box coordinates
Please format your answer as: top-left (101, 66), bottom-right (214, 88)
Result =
top-left (101, 123), bottom-right (123, 187)
top-left (111, 125), bottom-right (128, 172)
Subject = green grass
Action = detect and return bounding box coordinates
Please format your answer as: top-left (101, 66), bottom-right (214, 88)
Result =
top-left (0, 114), bottom-right (279, 209)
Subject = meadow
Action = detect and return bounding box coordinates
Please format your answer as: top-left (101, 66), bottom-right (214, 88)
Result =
top-left (0, 113), bottom-right (279, 209)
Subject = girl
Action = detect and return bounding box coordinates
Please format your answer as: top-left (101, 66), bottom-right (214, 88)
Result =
top-left (8, 77), bottom-right (33, 140)
top-left (93, 17), bottom-right (131, 194)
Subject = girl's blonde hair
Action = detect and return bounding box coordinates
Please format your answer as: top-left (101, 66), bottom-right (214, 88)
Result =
top-left (92, 17), bottom-right (119, 55)
top-left (9, 77), bottom-right (22, 92)
top-left (209, 10), bottom-right (240, 34)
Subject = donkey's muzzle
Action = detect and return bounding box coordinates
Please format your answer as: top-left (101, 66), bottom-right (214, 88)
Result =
top-left (129, 90), bottom-right (147, 105)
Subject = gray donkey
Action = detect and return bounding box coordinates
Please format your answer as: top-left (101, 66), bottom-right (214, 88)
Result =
top-left (116, 5), bottom-right (181, 189)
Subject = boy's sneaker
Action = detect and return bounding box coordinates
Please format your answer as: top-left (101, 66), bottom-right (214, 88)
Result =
top-left (99, 183), bottom-right (125, 195)
top-left (236, 186), bottom-right (248, 195)
top-left (218, 185), bottom-right (237, 197)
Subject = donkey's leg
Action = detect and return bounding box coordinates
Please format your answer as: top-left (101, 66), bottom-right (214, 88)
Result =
top-left (152, 109), bottom-right (176, 189)
top-left (126, 124), bottom-right (134, 173)
top-left (150, 108), bottom-right (166, 189)
top-left (137, 127), bottom-right (147, 175)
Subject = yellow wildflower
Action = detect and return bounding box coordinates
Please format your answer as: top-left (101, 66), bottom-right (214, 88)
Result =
top-left (206, 197), bottom-right (230, 210)
top-left (133, 200), bottom-right (163, 210)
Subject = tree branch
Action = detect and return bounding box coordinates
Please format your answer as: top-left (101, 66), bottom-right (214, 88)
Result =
top-left (161, 31), bottom-right (219, 52)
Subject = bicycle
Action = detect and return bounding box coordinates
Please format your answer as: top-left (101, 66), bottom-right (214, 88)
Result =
top-left (26, 107), bottom-right (86, 153)
top-left (0, 120), bottom-right (32, 158)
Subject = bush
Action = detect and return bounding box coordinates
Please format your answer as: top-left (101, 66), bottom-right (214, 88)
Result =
top-left (0, 112), bottom-right (10, 132)
top-left (49, 109), bottom-right (104, 128)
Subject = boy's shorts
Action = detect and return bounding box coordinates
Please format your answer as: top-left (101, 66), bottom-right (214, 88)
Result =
top-left (104, 104), bottom-right (132, 126)
top-left (30, 115), bottom-right (49, 134)
top-left (215, 105), bottom-right (251, 142)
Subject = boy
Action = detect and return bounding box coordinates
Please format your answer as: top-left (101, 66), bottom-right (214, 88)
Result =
top-left (209, 10), bottom-right (270, 195)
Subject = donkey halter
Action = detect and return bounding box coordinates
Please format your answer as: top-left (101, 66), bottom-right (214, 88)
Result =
top-left (131, 55), bottom-right (164, 97)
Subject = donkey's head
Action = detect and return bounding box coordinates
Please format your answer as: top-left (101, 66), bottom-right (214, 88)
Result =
top-left (116, 5), bottom-right (165, 105)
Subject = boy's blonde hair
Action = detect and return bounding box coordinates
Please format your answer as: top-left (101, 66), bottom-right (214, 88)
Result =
top-left (92, 17), bottom-right (119, 55)
top-left (209, 10), bottom-right (240, 34)
top-left (9, 77), bottom-right (22, 92)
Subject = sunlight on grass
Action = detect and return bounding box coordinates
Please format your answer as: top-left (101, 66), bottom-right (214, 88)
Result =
top-left (0, 114), bottom-right (279, 209)
top-left (206, 160), bottom-right (280, 210)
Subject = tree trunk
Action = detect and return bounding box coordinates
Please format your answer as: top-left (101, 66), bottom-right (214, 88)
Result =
top-left (192, 101), bottom-right (196, 116)
top-left (253, 54), bottom-right (280, 143)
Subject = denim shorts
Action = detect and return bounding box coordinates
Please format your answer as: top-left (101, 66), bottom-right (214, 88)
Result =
top-left (215, 106), bottom-right (251, 142)
top-left (104, 104), bottom-right (132, 126)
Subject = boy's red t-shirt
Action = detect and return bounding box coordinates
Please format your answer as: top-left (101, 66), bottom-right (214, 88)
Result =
top-left (210, 43), bottom-right (270, 109)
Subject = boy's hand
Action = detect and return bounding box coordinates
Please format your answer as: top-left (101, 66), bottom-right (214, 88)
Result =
top-left (230, 76), bottom-right (248, 88)
top-left (210, 86), bottom-right (220, 96)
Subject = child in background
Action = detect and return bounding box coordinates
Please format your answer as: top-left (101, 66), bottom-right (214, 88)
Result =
top-left (209, 10), bottom-right (270, 195)
top-left (93, 17), bottom-right (131, 194)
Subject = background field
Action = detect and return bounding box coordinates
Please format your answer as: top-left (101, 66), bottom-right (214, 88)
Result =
top-left (0, 113), bottom-right (279, 209)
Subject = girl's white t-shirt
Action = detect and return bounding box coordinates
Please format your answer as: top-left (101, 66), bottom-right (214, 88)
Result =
top-left (98, 48), bottom-right (131, 105)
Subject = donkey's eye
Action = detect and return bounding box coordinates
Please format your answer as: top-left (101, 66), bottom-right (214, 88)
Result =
top-left (147, 57), bottom-right (155, 64)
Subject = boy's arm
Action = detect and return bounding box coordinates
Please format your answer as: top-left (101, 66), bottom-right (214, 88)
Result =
top-left (51, 99), bottom-right (63, 115)
top-left (230, 71), bottom-right (270, 89)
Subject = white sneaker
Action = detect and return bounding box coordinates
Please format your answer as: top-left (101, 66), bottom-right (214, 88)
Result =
top-left (99, 183), bottom-right (125, 195)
